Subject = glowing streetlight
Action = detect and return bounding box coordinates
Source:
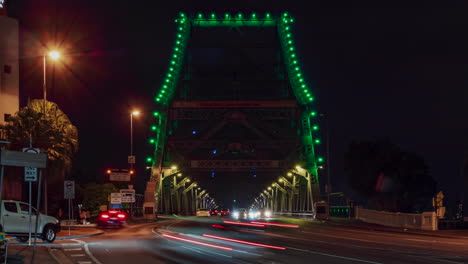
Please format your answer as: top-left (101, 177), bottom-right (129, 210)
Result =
top-left (42, 49), bottom-right (61, 215)
top-left (48, 50), bottom-right (60, 60)
top-left (130, 110), bottom-right (140, 169)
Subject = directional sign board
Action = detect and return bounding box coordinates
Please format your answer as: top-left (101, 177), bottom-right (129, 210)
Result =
top-left (109, 172), bottom-right (131, 182)
top-left (22, 148), bottom-right (40, 181)
top-left (110, 193), bottom-right (122, 204)
top-left (0, 149), bottom-right (47, 168)
top-left (120, 189), bottom-right (135, 203)
top-left (64, 180), bottom-right (75, 199)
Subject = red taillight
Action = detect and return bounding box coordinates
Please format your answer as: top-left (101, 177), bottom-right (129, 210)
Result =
top-left (100, 214), bottom-right (109, 219)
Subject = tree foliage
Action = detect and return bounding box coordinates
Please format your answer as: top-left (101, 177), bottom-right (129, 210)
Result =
top-left (3, 99), bottom-right (79, 173)
top-left (76, 183), bottom-right (118, 216)
top-left (345, 138), bottom-right (436, 213)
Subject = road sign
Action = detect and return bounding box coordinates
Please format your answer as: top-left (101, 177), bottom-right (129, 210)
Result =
top-left (64, 180), bottom-right (75, 199)
top-left (22, 148), bottom-right (40, 182)
top-left (120, 189), bottom-right (135, 203)
top-left (24, 167), bottom-right (37, 181)
top-left (128, 156), bottom-right (135, 164)
top-left (109, 172), bottom-right (131, 182)
top-left (110, 193), bottom-right (122, 204)
top-left (0, 149), bottom-right (47, 168)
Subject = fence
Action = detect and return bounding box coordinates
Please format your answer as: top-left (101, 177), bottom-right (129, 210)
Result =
top-left (355, 206), bottom-right (438, 231)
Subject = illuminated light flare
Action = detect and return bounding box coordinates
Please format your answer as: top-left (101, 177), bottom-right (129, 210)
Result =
top-left (202, 234), bottom-right (286, 250)
top-left (250, 221), bottom-right (299, 228)
top-left (223, 220), bottom-right (265, 227)
top-left (162, 234), bottom-right (233, 251)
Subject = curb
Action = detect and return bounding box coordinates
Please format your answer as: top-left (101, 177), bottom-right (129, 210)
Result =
top-left (327, 221), bottom-right (468, 240)
top-left (55, 232), bottom-right (104, 240)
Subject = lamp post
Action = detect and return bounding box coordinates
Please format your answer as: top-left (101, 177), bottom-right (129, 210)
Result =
top-left (43, 50), bottom-right (60, 115)
top-left (42, 50), bottom-right (60, 215)
top-left (130, 110), bottom-right (140, 169)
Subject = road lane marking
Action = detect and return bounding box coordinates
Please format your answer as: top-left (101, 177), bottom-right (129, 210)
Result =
top-left (182, 245), bottom-right (233, 258)
top-left (70, 254), bottom-right (86, 257)
top-left (71, 239), bottom-right (86, 244)
top-left (77, 262), bottom-right (92, 264)
top-left (288, 246), bottom-right (382, 264)
top-left (64, 247), bottom-right (83, 251)
top-left (84, 243), bottom-right (103, 264)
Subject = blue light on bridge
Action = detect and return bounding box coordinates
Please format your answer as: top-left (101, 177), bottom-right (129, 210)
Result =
top-left (211, 172), bottom-right (215, 178)
top-left (212, 149), bottom-right (217, 154)
top-left (192, 130), bottom-right (197, 135)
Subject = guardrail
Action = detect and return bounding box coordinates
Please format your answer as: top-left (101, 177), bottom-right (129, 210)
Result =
top-left (355, 206), bottom-right (438, 231)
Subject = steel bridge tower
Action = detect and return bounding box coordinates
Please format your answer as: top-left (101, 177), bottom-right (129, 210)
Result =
top-left (143, 12), bottom-right (324, 218)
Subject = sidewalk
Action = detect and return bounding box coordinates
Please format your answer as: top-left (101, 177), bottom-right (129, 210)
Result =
top-left (326, 217), bottom-right (468, 239)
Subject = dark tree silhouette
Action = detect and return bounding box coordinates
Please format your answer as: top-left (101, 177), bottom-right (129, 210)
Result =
top-left (345, 138), bottom-right (436, 213)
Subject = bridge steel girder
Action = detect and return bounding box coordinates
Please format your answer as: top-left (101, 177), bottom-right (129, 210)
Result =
top-left (145, 12), bottom-right (324, 218)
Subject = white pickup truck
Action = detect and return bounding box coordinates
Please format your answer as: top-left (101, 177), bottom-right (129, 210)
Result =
top-left (0, 200), bottom-right (61, 243)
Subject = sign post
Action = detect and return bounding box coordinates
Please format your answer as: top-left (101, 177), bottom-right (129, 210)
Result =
top-left (64, 180), bottom-right (75, 236)
top-left (22, 148), bottom-right (39, 246)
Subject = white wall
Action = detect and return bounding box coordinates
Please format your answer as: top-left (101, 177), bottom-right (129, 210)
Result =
top-left (0, 15), bottom-right (19, 125)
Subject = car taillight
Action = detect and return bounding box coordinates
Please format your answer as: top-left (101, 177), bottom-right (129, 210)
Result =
top-left (100, 214), bottom-right (109, 219)
top-left (117, 214), bottom-right (126, 219)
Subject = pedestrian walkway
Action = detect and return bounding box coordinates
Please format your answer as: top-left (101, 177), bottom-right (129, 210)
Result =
top-left (327, 217), bottom-right (468, 239)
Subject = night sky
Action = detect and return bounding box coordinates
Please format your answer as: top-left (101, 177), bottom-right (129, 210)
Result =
top-left (6, 1), bottom-right (468, 210)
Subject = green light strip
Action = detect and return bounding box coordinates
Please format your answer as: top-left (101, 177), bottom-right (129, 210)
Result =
top-left (150, 11), bottom-right (322, 168)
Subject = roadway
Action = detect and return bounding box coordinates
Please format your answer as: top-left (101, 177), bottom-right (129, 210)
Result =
top-left (53, 216), bottom-right (468, 264)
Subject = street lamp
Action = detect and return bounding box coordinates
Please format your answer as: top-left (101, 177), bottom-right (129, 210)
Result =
top-left (43, 50), bottom-right (61, 114)
top-left (42, 49), bottom-right (60, 215)
top-left (130, 110), bottom-right (140, 169)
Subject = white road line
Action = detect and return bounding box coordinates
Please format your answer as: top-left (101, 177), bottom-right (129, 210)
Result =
top-left (84, 243), bottom-right (103, 264)
top-left (71, 239), bottom-right (86, 244)
top-left (77, 262), bottom-right (92, 264)
top-left (288, 246), bottom-right (382, 264)
top-left (70, 254), bottom-right (86, 257)
top-left (64, 248), bottom-right (83, 251)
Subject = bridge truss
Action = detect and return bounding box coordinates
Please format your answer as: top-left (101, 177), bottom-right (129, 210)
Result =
top-left (144, 12), bottom-right (324, 217)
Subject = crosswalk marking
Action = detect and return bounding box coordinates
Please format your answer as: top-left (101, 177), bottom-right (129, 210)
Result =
top-left (64, 248), bottom-right (83, 251)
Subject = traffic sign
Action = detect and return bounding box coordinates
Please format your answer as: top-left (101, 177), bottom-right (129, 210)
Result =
top-left (120, 189), bottom-right (135, 203)
top-left (109, 172), bottom-right (131, 182)
top-left (64, 180), bottom-right (75, 199)
top-left (24, 167), bottom-right (37, 181)
top-left (110, 193), bottom-right (122, 204)
top-left (22, 148), bottom-right (40, 181)
top-left (128, 156), bottom-right (135, 164)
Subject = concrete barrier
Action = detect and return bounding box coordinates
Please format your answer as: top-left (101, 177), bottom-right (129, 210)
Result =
top-left (355, 206), bottom-right (438, 231)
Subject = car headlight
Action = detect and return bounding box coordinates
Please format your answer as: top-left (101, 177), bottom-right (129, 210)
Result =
top-left (233, 211), bottom-right (239, 218)
top-left (249, 212), bottom-right (256, 218)
top-left (264, 210), bottom-right (272, 217)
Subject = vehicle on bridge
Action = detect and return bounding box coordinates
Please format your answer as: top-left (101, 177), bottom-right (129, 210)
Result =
top-left (232, 208), bottom-right (248, 219)
top-left (196, 208), bottom-right (210, 217)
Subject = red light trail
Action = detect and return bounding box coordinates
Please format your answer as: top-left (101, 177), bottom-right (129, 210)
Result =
top-left (202, 234), bottom-right (286, 250)
top-left (162, 234), bottom-right (233, 251)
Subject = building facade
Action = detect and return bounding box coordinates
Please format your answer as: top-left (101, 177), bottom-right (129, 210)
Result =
top-left (0, 3), bottom-right (19, 129)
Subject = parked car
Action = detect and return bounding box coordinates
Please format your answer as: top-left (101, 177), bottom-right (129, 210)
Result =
top-left (97, 210), bottom-right (128, 228)
top-left (0, 200), bottom-right (61, 243)
top-left (196, 208), bottom-right (210, 217)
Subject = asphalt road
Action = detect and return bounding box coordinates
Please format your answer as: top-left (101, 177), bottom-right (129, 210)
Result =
top-left (53, 216), bottom-right (468, 264)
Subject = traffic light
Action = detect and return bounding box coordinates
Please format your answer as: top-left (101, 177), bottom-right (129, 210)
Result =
top-left (233, 200), bottom-right (237, 203)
